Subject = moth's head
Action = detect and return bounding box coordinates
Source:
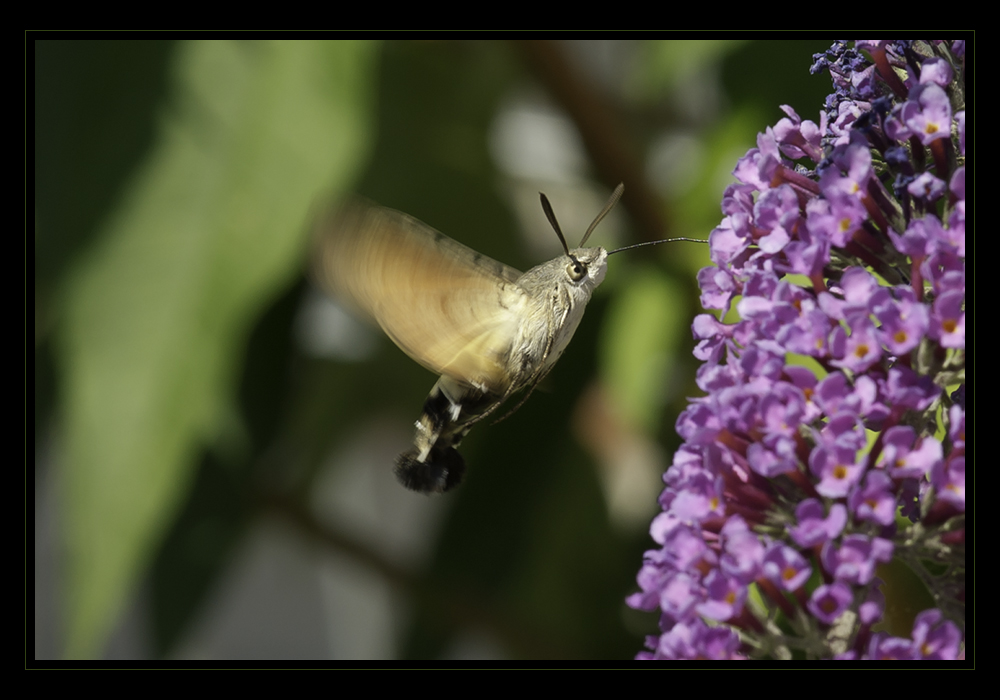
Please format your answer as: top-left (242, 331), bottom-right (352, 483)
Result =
top-left (538, 183), bottom-right (622, 295)
top-left (566, 246), bottom-right (609, 291)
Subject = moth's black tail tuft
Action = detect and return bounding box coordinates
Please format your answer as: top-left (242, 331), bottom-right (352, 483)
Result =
top-left (394, 447), bottom-right (466, 494)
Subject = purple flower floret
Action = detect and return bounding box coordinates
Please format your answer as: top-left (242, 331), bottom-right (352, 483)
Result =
top-left (867, 609), bottom-right (962, 660)
top-left (789, 499), bottom-right (847, 547)
top-left (848, 470), bottom-right (898, 526)
top-left (808, 582), bottom-right (853, 625)
top-left (820, 534), bottom-right (894, 585)
top-left (762, 543), bottom-right (812, 591)
top-left (630, 40), bottom-right (965, 660)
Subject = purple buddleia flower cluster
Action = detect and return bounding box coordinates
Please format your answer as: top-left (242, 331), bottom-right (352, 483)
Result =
top-left (629, 41), bottom-right (966, 660)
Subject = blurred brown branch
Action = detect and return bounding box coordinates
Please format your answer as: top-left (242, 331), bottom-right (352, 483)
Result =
top-left (515, 40), bottom-right (671, 244)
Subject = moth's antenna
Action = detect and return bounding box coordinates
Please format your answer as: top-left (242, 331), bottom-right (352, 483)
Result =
top-left (539, 192), bottom-right (572, 258)
top-left (609, 237), bottom-right (707, 255)
top-left (580, 183), bottom-right (625, 247)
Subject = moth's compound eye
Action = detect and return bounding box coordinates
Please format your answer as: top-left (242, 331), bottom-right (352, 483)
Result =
top-left (567, 260), bottom-right (586, 282)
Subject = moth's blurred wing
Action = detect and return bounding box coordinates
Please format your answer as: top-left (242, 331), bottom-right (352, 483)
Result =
top-left (312, 198), bottom-right (526, 392)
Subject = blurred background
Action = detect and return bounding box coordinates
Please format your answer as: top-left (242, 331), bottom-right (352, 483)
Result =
top-left (33, 39), bottom-right (831, 660)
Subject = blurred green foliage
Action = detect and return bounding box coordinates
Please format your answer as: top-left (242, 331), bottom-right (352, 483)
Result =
top-left (34, 39), bottom-right (831, 660)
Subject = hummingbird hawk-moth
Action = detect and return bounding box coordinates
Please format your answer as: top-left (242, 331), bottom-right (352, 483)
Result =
top-left (311, 184), bottom-right (699, 494)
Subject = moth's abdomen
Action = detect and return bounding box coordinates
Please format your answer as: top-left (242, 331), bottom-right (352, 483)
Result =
top-left (397, 376), bottom-right (501, 494)
top-left (395, 447), bottom-right (466, 494)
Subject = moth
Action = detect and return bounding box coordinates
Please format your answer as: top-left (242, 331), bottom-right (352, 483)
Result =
top-left (312, 184), bottom-right (700, 494)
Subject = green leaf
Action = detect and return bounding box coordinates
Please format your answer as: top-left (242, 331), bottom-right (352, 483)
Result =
top-left (57, 40), bottom-right (377, 658)
top-left (601, 267), bottom-right (689, 433)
